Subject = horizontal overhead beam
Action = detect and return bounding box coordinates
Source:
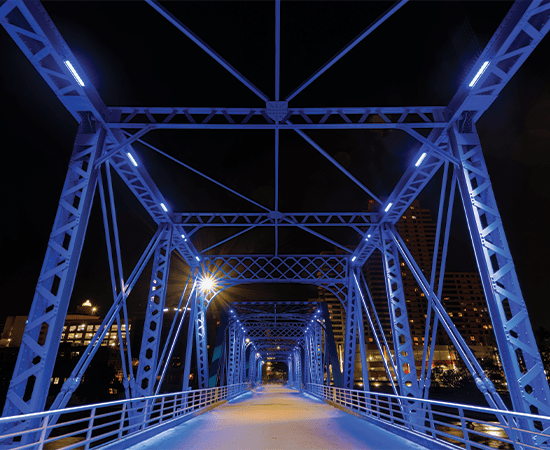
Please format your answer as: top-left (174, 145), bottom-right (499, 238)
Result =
top-left (177, 212), bottom-right (376, 227)
top-left (107, 106), bottom-right (446, 130)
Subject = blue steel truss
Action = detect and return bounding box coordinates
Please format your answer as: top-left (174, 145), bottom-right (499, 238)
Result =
top-left (2, 1), bottom-right (550, 449)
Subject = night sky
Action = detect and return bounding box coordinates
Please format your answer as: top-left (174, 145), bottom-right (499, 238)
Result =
top-left (1, 1), bottom-right (549, 328)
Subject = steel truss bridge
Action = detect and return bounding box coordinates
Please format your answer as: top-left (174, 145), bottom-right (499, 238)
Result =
top-left (1, 0), bottom-right (550, 449)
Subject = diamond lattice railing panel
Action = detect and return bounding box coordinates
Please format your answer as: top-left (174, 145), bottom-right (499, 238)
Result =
top-left (204, 255), bottom-right (347, 283)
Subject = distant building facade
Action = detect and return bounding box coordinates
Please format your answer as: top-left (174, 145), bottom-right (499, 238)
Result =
top-left (319, 200), bottom-right (497, 384)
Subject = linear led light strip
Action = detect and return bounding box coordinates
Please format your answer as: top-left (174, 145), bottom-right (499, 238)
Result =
top-left (469, 61), bottom-right (490, 88)
top-left (63, 60), bottom-right (85, 87)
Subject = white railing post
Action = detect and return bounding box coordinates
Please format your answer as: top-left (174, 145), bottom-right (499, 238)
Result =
top-left (459, 407), bottom-right (471, 450)
top-left (37, 415), bottom-right (50, 450)
top-left (84, 407), bottom-right (96, 450)
top-left (118, 403), bottom-right (126, 439)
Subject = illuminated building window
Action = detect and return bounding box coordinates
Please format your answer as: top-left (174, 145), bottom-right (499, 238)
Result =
top-left (53, 377), bottom-right (59, 385)
top-left (78, 324), bottom-right (86, 331)
top-left (75, 333), bottom-right (82, 339)
top-left (69, 326), bottom-right (76, 332)
top-left (68, 333), bottom-right (75, 339)
top-left (85, 333), bottom-right (93, 339)
top-left (84, 340), bottom-right (90, 345)
top-left (87, 325), bottom-right (94, 331)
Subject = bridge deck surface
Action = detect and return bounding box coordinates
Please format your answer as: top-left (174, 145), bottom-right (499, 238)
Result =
top-left (125, 385), bottom-right (428, 449)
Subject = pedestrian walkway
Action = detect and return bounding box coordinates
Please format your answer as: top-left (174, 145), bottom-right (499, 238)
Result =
top-left (123, 385), bottom-right (428, 449)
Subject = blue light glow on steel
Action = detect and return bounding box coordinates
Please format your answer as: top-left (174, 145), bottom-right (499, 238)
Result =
top-left (469, 61), bottom-right (490, 87)
top-left (126, 152), bottom-right (138, 166)
top-left (5, 0), bottom-right (550, 438)
top-left (63, 60), bottom-right (85, 86)
top-left (415, 152), bottom-right (427, 167)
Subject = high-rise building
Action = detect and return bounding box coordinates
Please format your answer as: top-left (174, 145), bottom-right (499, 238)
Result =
top-left (320, 200), bottom-right (496, 384)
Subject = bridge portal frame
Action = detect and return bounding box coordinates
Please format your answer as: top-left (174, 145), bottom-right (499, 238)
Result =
top-left (2, 0), bottom-right (550, 448)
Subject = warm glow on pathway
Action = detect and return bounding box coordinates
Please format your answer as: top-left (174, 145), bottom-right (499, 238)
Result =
top-left (123, 385), bottom-right (428, 449)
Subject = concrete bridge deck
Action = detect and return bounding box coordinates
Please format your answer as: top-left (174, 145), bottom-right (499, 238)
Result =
top-left (123, 385), bottom-right (428, 450)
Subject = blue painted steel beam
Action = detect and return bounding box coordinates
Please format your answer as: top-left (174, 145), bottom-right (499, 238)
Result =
top-left (145, 0), bottom-right (269, 102)
top-left (275, 0), bottom-right (280, 101)
top-left (355, 272), bottom-right (400, 396)
top-left (0, 119), bottom-right (105, 429)
top-left (135, 227), bottom-right (173, 397)
top-left (154, 274), bottom-right (195, 394)
top-left (285, 0), bottom-right (408, 102)
top-left (0, 0), bottom-right (201, 267)
top-left (380, 225), bottom-right (422, 426)
top-left (195, 290), bottom-right (210, 389)
top-left (176, 212), bottom-right (376, 227)
top-left (108, 122), bottom-right (443, 130)
top-left (353, 0), bottom-right (550, 265)
top-left (448, 120), bottom-right (550, 440)
top-left (320, 303), bottom-right (343, 387)
top-left (45, 226), bottom-right (167, 432)
top-left (108, 106), bottom-right (445, 129)
top-left (292, 126), bottom-right (382, 204)
top-left (203, 255), bottom-right (348, 285)
top-left (97, 169), bottom-right (132, 399)
top-left (123, 132), bottom-right (270, 213)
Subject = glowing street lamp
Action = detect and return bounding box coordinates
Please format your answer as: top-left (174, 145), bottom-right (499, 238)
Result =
top-left (199, 276), bottom-right (215, 292)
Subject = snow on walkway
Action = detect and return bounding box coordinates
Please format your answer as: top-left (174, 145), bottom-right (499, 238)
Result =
top-left (124, 385), bottom-right (427, 450)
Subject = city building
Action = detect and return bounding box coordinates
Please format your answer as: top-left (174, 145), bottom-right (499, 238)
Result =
top-left (319, 200), bottom-right (497, 384)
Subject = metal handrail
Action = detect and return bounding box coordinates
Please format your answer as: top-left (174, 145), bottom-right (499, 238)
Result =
top-left (0, 383), bottom-right (250, 450)
top-left (306, 383), bottom-right (550, 450)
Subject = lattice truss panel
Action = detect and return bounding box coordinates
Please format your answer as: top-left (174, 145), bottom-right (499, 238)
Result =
top-left (2, 1), bottom-right (550, 445)
top-left (204, 255), bottom-right (347, 284)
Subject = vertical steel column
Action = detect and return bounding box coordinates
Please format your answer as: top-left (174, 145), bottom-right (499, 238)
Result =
top-left (226, 323), bottom-right (237, 386)
top-left (287, 357), bottom-right (293, 384)
top-left (194, 290), bottom-right (209, 389)
top-left (234, 330), bottom-right (242, 384)
top-left (2, 117), bottom-right (105, 422)
top-left (449, 118), bottom-right (550, 434)
top-left (135, 226), bottom-right (173, 396)
top-left (249, 351), bottom-right (256, 383)
top-left (304, 335), bottom-right (310, 384)
top-left (320, 302), bottom-right (343, 387)
top-left (356, 304), bottom-right (370, 391)
top-left (209, 311), bottom-right (229, 387)
top-left (314, 323), bottom-right (323, 383)
top-left (182, 287), bottom-right (198, 391)
top-left (343, 266), bottom-right (360, 388)
top-left (257, 360), bottom-right (264, 383)
top-left (381, 224), bottom-right (422, 427)
top-left (295, 350), bottom-right (302, 387)
top-left (241, 333), bottom-right (246, 383)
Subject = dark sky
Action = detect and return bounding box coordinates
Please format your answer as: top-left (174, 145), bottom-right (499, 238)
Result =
top-left (1, 1), bottom-right (549, 327)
